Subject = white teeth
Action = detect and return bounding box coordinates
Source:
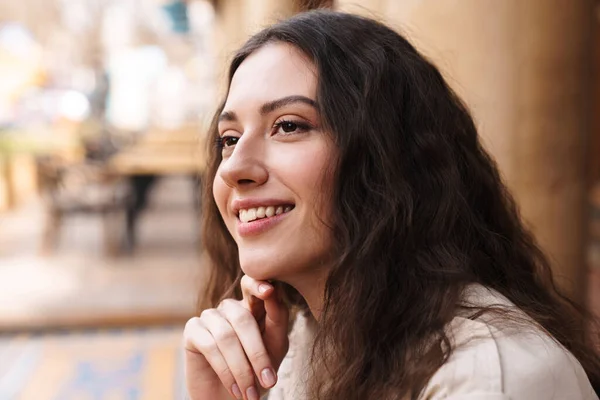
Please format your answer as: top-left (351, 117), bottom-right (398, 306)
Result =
top-left (256, 206), bottom-right (266, 218)
top-left (239, 205), bottom-right (293, 222)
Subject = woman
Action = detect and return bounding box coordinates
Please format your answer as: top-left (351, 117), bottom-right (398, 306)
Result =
top-left (184, 10), bottom-right (600, 400)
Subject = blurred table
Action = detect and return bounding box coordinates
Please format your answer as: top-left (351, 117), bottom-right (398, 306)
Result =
top-left (108, 128), bottom-right (207, 176)
top-left (107, 127), bottom-right (207, 253)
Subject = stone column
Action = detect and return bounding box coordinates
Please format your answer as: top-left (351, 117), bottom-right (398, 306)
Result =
top-left (337, 0), bottom-right (594, 301)
top-left (592, 6), bottom-right (600, 185)
top-left (509, 2), bottom-right (593, 303)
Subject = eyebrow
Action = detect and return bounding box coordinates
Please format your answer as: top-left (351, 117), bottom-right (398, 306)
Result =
top-left (218, 95), bottom-right (317, 123)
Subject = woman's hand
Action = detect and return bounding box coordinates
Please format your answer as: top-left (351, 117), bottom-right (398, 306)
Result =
top-left (184, 275), bottom-right (290, 400)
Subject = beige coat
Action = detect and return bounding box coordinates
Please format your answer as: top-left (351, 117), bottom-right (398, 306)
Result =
top-left (265, 285), bottom-right (598, 400)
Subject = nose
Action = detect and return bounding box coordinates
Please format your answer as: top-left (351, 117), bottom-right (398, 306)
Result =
top-left (217, 133), bottom-right (268, 189)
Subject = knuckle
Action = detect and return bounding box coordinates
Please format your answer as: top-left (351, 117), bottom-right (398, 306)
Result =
top-left (200, 308), bottom-right (217, 320)
top-left (230, 309), bottom-right (254, 327)
top-left (218, 298), bottom-right (238, 310)
top-left (183, 317), bottom-right (200, 336)
top-left (217, 365), bottom-right (234, 381)
top-left (232, 367), bottom-right (255, 385)
top-left (249, 349), bottom-right (269, 363)
top-left (185, 334), bottom-right (215, 355)
top-left (218, 301), bottom-right (255, 328)
top-left (183, 318), bottom-right (205, 350)
top-left (196, 338), bottom-right (219, 356)
top-left (213, 327), bottom-right (236, 343)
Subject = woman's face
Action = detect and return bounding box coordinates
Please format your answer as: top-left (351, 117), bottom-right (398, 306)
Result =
top-left (213, 42), bottom-right (336, 282)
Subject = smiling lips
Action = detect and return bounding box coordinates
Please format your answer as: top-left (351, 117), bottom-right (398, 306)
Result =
top-left (238, 205), bottom-right (294, 223)
top-left (235, 204), bottom-right (295, 237)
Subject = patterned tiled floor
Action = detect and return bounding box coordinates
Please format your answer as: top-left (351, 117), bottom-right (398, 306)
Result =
top-left (0, 326), bottom-right (185, 400)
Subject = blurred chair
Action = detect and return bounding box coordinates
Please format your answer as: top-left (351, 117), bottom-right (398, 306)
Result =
top-left (36, 156), bottom-right (130, 256)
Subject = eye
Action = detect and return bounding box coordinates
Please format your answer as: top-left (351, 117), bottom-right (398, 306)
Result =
top-left (280, 121), bottom-right (298, 133)
top-left (215, 136), bottom-right (239, 149)
top-left (273, 119), bottom-right (312, 136)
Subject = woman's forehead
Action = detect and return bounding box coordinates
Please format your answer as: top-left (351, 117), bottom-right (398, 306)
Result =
top-left (225, 43), bottom-right (318, 110)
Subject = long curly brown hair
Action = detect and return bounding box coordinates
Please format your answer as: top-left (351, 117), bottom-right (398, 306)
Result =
top-left (199, 10), bottom-right (600, 399)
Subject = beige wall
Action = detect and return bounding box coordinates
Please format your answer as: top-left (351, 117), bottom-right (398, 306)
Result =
top-left (338, 0), bottom-right (594, 300)
top-left (213, 0), bottom-right (296, 91)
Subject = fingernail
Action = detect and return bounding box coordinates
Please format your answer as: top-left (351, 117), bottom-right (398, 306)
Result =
top-left (258, 284), bottom-right (271, 294)
top-left (231, 383), bottom-right (242, 399)
top-left (246, 386), bottom-right (259, 400)
top-left (261, 367), bottom-right (276, 387)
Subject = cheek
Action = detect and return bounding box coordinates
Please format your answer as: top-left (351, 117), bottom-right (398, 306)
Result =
top-left (281, 158), bottom-right (325, 198)
top-left (281, 140), bottom-right (333, 182)
top-left (280, 146), bottom-right (335, 215)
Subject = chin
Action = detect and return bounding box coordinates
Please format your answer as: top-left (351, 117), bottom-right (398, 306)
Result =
top-left (239, 265), bottom-right (277, 282)
top-left (238, 251), bottom-right (292, 282)
top-left (239, 257), bottom-right (277, 281)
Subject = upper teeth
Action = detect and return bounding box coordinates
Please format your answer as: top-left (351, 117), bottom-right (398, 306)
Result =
top-left (239, 205), bottom-right (292, 223)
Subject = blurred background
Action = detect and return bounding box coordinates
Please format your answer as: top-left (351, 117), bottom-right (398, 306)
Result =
top-left (0, 0), bottom-right (599, 398)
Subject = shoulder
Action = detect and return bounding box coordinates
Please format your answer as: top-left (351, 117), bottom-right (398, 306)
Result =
top-left (420, 285), bottom-right (598, 400)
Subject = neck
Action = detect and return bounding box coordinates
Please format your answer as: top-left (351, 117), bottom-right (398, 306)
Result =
top-left (283, 268), bottom-right (328, 321)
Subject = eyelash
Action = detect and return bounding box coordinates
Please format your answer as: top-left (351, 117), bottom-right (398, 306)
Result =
top-left (215, 119), bottom-right (313, 150)
top-left (273, 119), bottom-right (313, 135)
top-left (214, 136), bottom-right (237, 149)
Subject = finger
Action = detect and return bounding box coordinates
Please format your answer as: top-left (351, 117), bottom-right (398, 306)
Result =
top-left (201, 309), bottom-right (260, 400)
top-left (240, 275), bottom-right (274, 319)
top-left (240, 276), bottom-right (288, 338)
top-left (263, 285), bottom-right (289, 326)
top-left (218, 299), bottom-right (278, 389)
top-left (240, 275), bottom-right (274, 301)
top-left (262, 286), bottom-right (290, 350)
top-left (183, 316), bottom-right (242, 399)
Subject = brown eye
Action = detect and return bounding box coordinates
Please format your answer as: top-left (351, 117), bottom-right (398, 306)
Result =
top-left (218, 136), bottom-right (239, 148)
top-left (273, 120), bottom-right (312, 136)
top-left (281, 121), bottom-right (297, 133)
